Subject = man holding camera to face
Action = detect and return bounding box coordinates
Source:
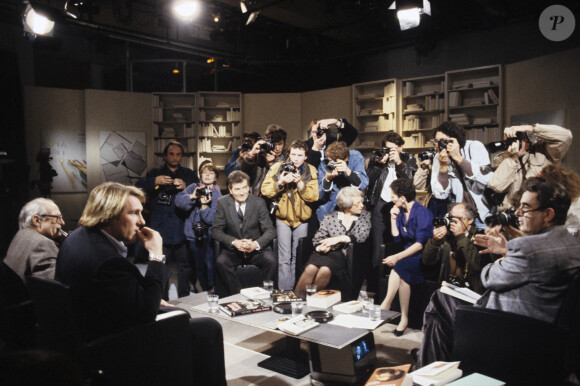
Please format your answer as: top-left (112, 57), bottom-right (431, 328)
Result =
top-left (262, 139), bottom-right (319, 290)
top-left (306, 118), bottom-right (359, 169)
top-left (486, 123), bottom-right (572, 208)
top-left (422, 203), bottom-right (492, 294)
top-left (225, 131), bottom-right (261, 177)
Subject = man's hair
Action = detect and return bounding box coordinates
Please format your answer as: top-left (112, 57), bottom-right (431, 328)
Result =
top-left (325, 141), bottom-right (349, 161)
top-left (382, 131), bottom-right (405, 147)
top-left (19, 198), bottom-right (55, 229)
top-left (540, 164), bottom-right (580, 201)
top-left (390, 178), bottom-right (416, 201)
top-left (199, 161), bottom-right (219, 179)
top-left (265, 127), bottom-right (287, 144)
top-left (243, 131), bottom-right (261, 143)
top-left (162, 140), bottom-right (185, 156)
top-left (433, 121), bottom-right (467, 148)
top-left (289, 139), bottom-right (309, 153)
top-left (452, 202), bottom-right (477, 220)
top-left (78, 182), bottom-right (145, 229)
top-left (227, 170), bottom-right (250, 188)
top-left (523, 180), bottom-right (571, 225)
top-left (336, 186), bottom-right (364, 210)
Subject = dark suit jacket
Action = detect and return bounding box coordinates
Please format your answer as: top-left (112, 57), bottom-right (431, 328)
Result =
top-left (55, 227), bottom-right (167, 340)
top-left (211, 194), bottom-right (276, 251)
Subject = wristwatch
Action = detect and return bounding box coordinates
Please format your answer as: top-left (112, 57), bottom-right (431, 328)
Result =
top-left (149, 253), bottom-right (166, 263)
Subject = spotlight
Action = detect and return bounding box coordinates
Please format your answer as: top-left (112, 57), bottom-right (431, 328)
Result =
top-left (22, 1), bottom-right (55, 36)
top-left (389, 0), bottom-right (431, 31)
top-left (240, 0), bottom-right (248, 14)
top-left (172, 62), bottom-right (181, 74)
top-left (207, 57), bottom-right (215, 64)
top-left (173, 0), bottom-right (199, 20)
top-left (212, 13), bottom-right (220, 23)
top-left (246, 10), bottom-right (260, 25)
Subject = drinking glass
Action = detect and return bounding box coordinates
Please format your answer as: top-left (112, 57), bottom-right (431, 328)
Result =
top-left (305, 284), bottom-right (317, 297)
top-left (369, 305), bottom-right (382, 321)
top-left (263, 280), bottom-right (274, 293)
top-left (363, 297), bottom-right (374, 315)
top-left (207, 293), bottom-right (219, 313)
top-left (291, 302), bottom-right (304, 317)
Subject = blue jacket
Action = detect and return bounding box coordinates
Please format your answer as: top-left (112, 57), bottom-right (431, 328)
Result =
top-left (136, 164), bottom-right (198, 244)
top-left (175, 183), bottom-right (222, 241)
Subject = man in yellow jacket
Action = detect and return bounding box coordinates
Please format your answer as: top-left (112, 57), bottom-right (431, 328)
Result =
top-left (262, 139), bottom-right (319, 290)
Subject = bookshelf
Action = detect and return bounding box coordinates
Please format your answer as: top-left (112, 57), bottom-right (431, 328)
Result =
top-left (152, 92), bottom-right (197, 170)
top-left (445, 65), bottom-right (503, 144)
top-left (352, 79), bottom-right (398, 157)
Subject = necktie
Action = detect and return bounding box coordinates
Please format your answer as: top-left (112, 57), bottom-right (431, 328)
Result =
top-left (237, 205), bottom-right (244, 225)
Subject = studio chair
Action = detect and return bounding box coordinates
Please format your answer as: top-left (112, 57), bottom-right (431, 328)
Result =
top-left (27, 276), bottom-right (193, 385)
top-left (452, 271), bottom-right (580, 385)
top-left (377, 244), bottom-right (439, 330)
top-left (294, 237), bottom-right (368, 301)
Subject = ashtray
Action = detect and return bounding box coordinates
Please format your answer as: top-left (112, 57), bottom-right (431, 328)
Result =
top-left (273, 302), bottom-right (292, 314)
top-left (305, 310), bottom-right (333, 323)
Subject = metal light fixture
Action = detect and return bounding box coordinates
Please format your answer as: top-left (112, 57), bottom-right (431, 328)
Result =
top-left (240, 0), bottom-right (248, 14)
top-left (22, 1), bottom-right (55, 36)
top-left (173, 0), bottom-right (199, 20)
top-left (389, 0), bottom-right (431, 31)
top-left (246, 10), bottom-right (260, 25)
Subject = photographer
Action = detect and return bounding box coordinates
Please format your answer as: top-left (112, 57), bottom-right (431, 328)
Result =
top-left (136, 141), bottom-right (198, 298)
top-left (225, 131), bottom-right (261, 177)
top-left (175, 162), bottom-right (222, 293)
top-left (487, 123), bottom-right (572, 208)
top-left (306, 118), bottom-right (358, 169)
top-left (422, 203), bottom-right (492, 294)
top-left (261, 139), bottom-right (319, 290)
top-left (364, 131), bottom-right (417, 271)
top-left (413, 149), bottom-right (448, 219)
top-left (241, 126), bottom-right (287, 196)
top-left (430, 121), bottom-right (493, 228)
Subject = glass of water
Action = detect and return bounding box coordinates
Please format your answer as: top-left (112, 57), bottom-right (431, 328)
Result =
top-left (263, 280), bottom-right (274, 293)
top-left (207, 293), bottom-right (219, 313)
top-left (305, 284), bottom-right (317, 297)
top-left (291, 302), bottom-right (304, 317)
top-left (369, 305), bottom-right (382, 321)
top-left (363, 297), bottom-right (374, 315)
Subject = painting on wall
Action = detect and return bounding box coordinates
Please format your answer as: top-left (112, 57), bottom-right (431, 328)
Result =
top-left (100, 131), bottom-right (147, 185)
top-left (40, 129), bottom-right (87, 193)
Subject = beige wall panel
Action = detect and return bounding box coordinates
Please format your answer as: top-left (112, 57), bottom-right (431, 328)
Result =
top-left (301, 86), bottom-right (352, 140)
top-left (505, 47), bottom-right (580, 171)
top-left (243, 93), bottom-right (302, 142)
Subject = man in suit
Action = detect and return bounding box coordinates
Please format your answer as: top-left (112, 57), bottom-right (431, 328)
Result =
top-left (415, 180), bottom-right (580, 368)
top-left (4, 198), bottom-right (64, 283)
top-left (56, 182), bottom-right (226, 385)
top-left (212, 170), bottom-right (277, 296)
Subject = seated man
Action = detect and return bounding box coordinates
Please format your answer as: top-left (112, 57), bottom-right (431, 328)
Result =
top-left (55, 182), bottom-right (225, 385)
top-left (422, 203), bottom-right (492, 294)
top-left (212, 171), bottom-right (277, 295)
top-left (415, 181), bottom-right (580, 368)
top-left (4, 198), bottom-right (65, 284)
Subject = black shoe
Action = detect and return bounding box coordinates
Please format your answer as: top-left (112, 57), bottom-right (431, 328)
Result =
top-left (410, 348), bottom-right (419, 362)
top-left (393, 328), bottom-right (406, 337)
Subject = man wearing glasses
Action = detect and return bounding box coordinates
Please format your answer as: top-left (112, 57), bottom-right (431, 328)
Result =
top-left (4, 198), bottom-right (65, 284)
top-left (415, 181), bottom-right (580, 367)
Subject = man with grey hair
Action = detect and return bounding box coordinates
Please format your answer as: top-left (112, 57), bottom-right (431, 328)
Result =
top-left (3, 198), bottom-right (65, 283)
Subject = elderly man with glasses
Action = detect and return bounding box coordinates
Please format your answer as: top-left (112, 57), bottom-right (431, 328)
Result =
top-left (3, 198), bottom-right (65, 284)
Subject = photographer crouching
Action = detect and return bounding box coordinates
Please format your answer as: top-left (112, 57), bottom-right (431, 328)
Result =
top-left (422, 203), bottom-right (493, 294)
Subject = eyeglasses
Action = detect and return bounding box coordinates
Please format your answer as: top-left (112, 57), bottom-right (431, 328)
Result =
top-left (42, 214), bottom-right (64, 221)
top-left (515, 205), bottom-right (544, 215)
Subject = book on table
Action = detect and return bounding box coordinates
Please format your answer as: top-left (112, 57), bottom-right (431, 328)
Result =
top-left (408, 361), bottom-right (462, 386)
top-left (277, 315), bottom-right (319, 335)
top-left (365, 364), bottom-right (412, 386)
top-left (240, 286), bottom-right (271, 300)
top-left (333, 300), bottom-right (364, 314)
top-left (440, 281), bottom-right (481, 304)
top-left (306, 289), bottom-right (341, 308)
top-left (270, 289), bottom-right (306, 303)
top-left (219, 299), bottom-right (272, 317)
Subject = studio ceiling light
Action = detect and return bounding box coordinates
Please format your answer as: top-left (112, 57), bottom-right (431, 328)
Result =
top-left (246, 10), bottom-right (260, 25)
top-left (389, 0), bottom-right (431, 31)
top-left (173, 0), bottom-right (199, 20)
top-left (240, 0), bottom-right (248, 14)
top-left (22, 1), bottom-right (55, 36)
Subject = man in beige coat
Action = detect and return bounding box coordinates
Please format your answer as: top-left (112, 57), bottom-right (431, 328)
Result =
top-left (3, 198), bottom-right (64, 283)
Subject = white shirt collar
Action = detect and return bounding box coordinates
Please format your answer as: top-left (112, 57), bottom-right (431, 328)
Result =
top-left (100, 229), bottom-right (128, 258)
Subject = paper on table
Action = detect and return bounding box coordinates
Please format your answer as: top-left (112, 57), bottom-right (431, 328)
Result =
top-left (328, 314), bottom-right (384, 329)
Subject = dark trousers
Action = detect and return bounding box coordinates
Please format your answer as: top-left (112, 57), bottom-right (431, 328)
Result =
top-left (366, 199), bottom-right (395, 294)
top-left (163, 243), bottom-right (192, 298)
top-left (416, 289), bottom-right (471, 368)
top-left (189, 317), bottom-right (226, 386)
top-left (187, 236), bottom-right (214, 291)
top-left (215, 248), bottom-right (277, 296)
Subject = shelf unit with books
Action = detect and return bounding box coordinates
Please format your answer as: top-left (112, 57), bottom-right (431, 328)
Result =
top-left (400, 74), bottom-right (445, 156)
top-left (152, 92), bottom-right (197, 169)
top-left (352, 78), bottom-right (398, 157)
top-left (445, 65), bottom-right (503, 144)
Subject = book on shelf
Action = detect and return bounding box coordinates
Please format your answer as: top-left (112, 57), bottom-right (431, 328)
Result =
top-left (448, 91), bottom-right (461, 107)
top-left (219, 299), bottom-right (272, 316)
top-left (333, 300), bottom-right (363, 314)
top-left (440, 281), bottom-right (481, 304)
top-left (306, 289), bottom-right (341, 308)
top-left (240, 286), bottom-right (272, 300)
top-left (408, 361), bottom-right (462, 386)
top-left (365, 364), bottom-right (412, 386)
top-left (487, 88), bottom-right (499, 104)
top-left (277, 315), bottom-right (319, 335)
top-left (270, 290), bottom-right (306, 303)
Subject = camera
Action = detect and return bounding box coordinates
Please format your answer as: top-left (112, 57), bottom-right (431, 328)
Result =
top-left (432, 214), bottom-right (456, 230)
top-left (437, 139), bottom-right (452, 151)
top-left (484, 208), bottom-right (519, 228)
top-left (192, 222), bottom-right (208, 242)
top-left (316, 127), bottom-right (326, 138)
top-left (418, 149), bottom-right (436, 162)
top-left (195, 186), bottom-right (212, 199)
top-left (280, 161), bottom-right (297, 174)
top-left (259, 139), bottom-right (275, 153)
top-left (157, 185), bottom-right (178, 206)
top-left (373, 147), bottom-right (393, 160)
top-left (239, 139), bottom-right (254, 151)
top-left (324, 159), bottom-right (337, 173)
top-left (485, 131), bottom-right (529, 153)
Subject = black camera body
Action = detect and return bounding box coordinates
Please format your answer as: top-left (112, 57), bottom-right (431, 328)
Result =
top-left (486, 131), bottom-right (529, 153)
top-left (316, 122), bottom-right (340, 138)
top-left (239, 139), bottom-right (254, 151)
top-left (260, 139), bottom-right (275, 153)
top-left (373, 147), bottom-right (393, 160)
top-left (432, 214), bottom-right (456, 230)
top-left (157, 185), bottom-right (179, 206)
top-left (192, 222), bottom-right (208, 242)
top-left (280, 161), bottom-right (297, 174)
top-left (195, 186), bottom-right (212, 199)
top-left (418, 149), bottom-right (436, 162)
top-left (485, 208), bottom-right (519, 228)
top-left (325, 159), bottom-right (337, 173)
top-left (438, 139), bottom-right (452, 151)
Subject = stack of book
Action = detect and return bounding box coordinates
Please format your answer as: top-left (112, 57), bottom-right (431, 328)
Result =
top-left (306, 290), bottom-right (341, 308)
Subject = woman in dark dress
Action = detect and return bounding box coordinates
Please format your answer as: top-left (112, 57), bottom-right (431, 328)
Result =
top-left (380, 178), bottom-right (433, 336)
top-left (295, 187), bottom-right (371, 291)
